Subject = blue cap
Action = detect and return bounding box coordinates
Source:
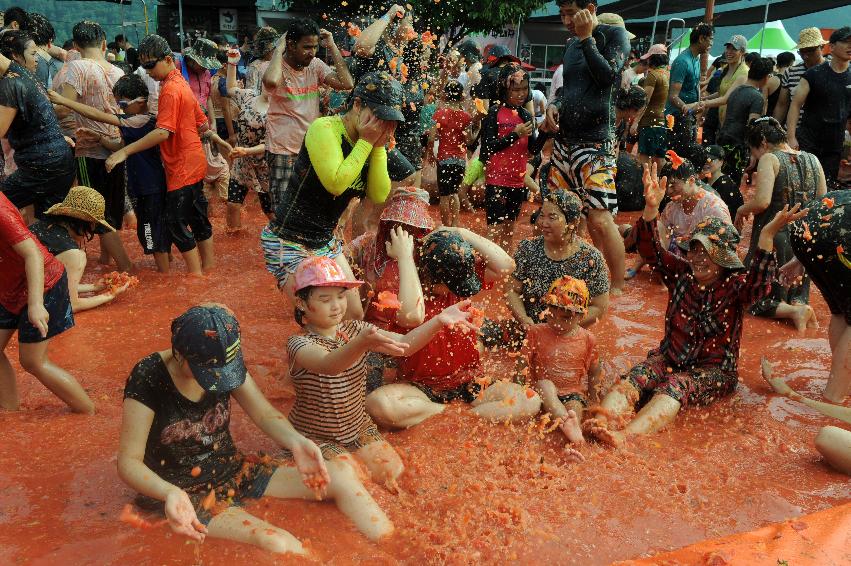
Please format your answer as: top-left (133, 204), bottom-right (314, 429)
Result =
top-left (171, 304), bottom-right (246, 393)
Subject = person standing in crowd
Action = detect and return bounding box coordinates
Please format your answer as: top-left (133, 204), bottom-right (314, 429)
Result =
top-left (1, 6), bottom-right (28, 32)
top-left (735, 117), bottom-right (825, 332)
top-left (717, 57), bottom-right (773, 185)
top-left (775, 51), bottom-right (795, 77)
top-left (28, 13), bottom-right (61, 90)
top-left (630, 44), bottom-right (669, 169)
top-left (115, 34), bottom-right (137, 69)
top-left (0, 191), bottom-right (95, 415)
top-left (57, 20), bottom-right (131, 271)
top-left (787, 27), bottom-right (851, 189)
top-left (700, 145), bottom-right (743, 217)
top-left (262, 18), bottom-right (354, 216)
top-left (244, 26), bottom-right (277, 95)
top-left (0, 31), bottom-right (74, 221)
top-left (665, 23), bottom-right (714, 161)
top-left (773, 28), bottom-right (826, 124)
top-left (180, 38), bottom-right (219, 112)
top-left (429, 81), bottom-right (471, 227)
top-left (105, 34), bottom-right (214, 276)
top-left (544, 0), bottom-right (631, 295)
top-left (702, 35), bottom-right (750, 127)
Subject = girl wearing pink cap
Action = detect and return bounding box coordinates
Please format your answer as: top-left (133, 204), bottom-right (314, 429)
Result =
top-left (286, 255), bottom-right (476, 492)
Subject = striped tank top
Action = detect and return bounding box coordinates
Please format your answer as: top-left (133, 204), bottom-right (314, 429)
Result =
top-left (287, 320), bottom-right (371, 444)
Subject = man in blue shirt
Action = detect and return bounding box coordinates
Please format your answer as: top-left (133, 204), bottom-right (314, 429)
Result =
top-left (666, 23), bottom-right (714, 161)
top-left (544, 0), bottom-right (630, 295)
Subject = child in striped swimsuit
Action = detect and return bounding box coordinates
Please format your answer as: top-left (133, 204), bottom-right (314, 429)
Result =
top-left (286, 255), bottom-right (477, 491)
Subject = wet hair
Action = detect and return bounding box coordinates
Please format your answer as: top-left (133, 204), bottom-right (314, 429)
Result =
top-left (747, 56), bottom-right (774, 81)
top-left (293, 287), bottom-right (313, 326)
top-left (829, 27), bottom-right (851, 44)
top-left (744, 51), bottom-right (760, 67)
top-left (107, 41), bottom-right (118, 52)
top-left (661, 157), bottom-right (697, 181)
top-left (115, 34), bottom-right (125, 44)
top-left (615, 85), bottom-right (646, 111)
top-left (113, 73), bottom-right (149, 100)
top-left (62, 39), bottom-right (74, 51)
top-left (111, 60), bottom-right (133, 75)
top-left (3, 7), bottom-right (29, 30)
top-left (286, 18), bottom-right (320, 44)
top-left (745, 116), bottom-right (787, 148)
top-left (776, 51), bottom-right (795, 68)
top-left (27, 13), bottom-right (54, 47)
top-left (72, 21), bottom-right (106, 49)
top-left (647, 53), bottom-right (668, 68)
top-left (497, 63), bottom-right (529, 105)
top-left (689, 23), bottom-right (714, 45)
top-left (0, 31), bottom-right (33, 60)
top-left (138, 34), bottom-right (172, 61)
top-left (555, 0), bottom-right (597, 7)
top-left (50, 215), bottom-right (96, 241)
top-left (444, 80), bottom-right (463, 102)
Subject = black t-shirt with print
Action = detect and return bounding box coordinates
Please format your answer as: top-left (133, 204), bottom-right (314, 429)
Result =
top-left (123, 353), bottom-right (242, 492)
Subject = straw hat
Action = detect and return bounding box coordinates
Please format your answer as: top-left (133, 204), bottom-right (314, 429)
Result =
top-left (597, 13), bottom-right (636, 40)
top-left (44, 186), bottom-right (116, 231)
top-left (796, 27), bottom-right (827, 50)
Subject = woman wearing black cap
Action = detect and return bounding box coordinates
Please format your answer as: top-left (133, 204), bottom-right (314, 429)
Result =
top-left (260, 71), bottom-right (401, 319)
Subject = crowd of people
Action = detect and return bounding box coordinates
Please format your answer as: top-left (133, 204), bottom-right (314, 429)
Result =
top-left (0, 0), bottom-right (849, 556)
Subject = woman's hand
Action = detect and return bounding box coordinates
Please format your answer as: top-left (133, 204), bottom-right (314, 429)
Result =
top-left (513, 121), bottom-right (534, 138)
top-left (164, 489), bottom-right (207, 542)
top-left (385, 226), bottom-right (414, 261)
top-left (290, 436), bottom-right (330, 497)
top-left (436, 299), bottom-right (479, 332)
top-left (47, 89), bottom-right (66, 105)
top-left (641, 162), bottom-right (667, 220)
top-left (779, 256), bottom-right (806, 287)
top-left (229, 146), bottom-right (249, 159)
top-left (359, 109), bottom-right (388, 146)
top-left (762, 203), bottom-right (808, 240)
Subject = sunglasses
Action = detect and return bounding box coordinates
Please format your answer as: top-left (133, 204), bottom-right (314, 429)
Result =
top-left (140, 58), bottom-right (163, 70)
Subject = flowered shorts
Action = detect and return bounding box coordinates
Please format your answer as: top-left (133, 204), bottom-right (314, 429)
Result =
top-left (260, 225), bottom-right (343, 288)
top-left (548, 139), bottom-right (618, 215)
top-left (624, 352), bottom-right (737, 407)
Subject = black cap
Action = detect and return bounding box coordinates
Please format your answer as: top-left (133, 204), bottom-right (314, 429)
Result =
top-left (829, 27), bottom-right (851, 44)
top-left (171, 304), bottom-right (246, 393)
top-left (486, 45), bottom-right (521, 66)
top-left (420, 230), bottom-right (482, 298)
top-left (351, 71), bottom-right (405, 122)
top-left (704, 145), bottom-right (725, 161)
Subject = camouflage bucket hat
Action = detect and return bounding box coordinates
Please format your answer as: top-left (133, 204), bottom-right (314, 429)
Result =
top-left (686, 216), bottom-right (745, 270)
top-left (252, 26), bottom-right (280, 58)
top-left (351, 71), bottom-right (405, 121)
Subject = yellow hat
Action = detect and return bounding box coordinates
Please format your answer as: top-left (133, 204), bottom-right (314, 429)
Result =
top-left (597, 13), bottom-right (636, 41)
top-left (44, 186), bottom-right (115, 231)
top-left (543, 276), bottom-right (589, 313)
top-left (796, 27), bottom-right (827, 50)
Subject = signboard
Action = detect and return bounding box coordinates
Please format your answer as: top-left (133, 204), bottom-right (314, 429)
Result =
top-left (219, 9), bottom-right (238, 32)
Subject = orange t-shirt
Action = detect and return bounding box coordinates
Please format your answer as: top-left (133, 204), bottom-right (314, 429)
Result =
top-left (156, 69), bottom-right (207, 191)
top-left (523, 324), bottom-right (597, 396)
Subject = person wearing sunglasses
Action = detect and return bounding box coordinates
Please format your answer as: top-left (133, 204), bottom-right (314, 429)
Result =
top-left (101, 34), bottom-right (214, 277)
top-left (772, 27), bottom-right (826, 125)
top-left (49, 73), bottom-right (171, 273)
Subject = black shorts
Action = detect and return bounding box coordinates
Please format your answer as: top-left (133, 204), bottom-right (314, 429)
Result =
top-left (1, 150), bottom-right (75, 219)
top-left (437, 158), bottom-right (465, 197)
top-left (76, 156), bottom-right (127, 231)
top-left (0, 272), bottom-right (74, 344)
top-left (485, 184), bottom-right (527, 225)
top-left (557, 393), bottom-right (588, 407)
top-left (227, 178), bottom-right (273, 216)
top-left (131, 192), bottom-right (170, 254)
top-left (165, 181), bottom-right (213, 253)
top-left (413, 380), bottom-right (482, 404)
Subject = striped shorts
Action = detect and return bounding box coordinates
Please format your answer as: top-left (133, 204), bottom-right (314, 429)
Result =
top-left (548, 139), bottom-right (618, 215)
top-left (260, 225), bottom-right (343, 288)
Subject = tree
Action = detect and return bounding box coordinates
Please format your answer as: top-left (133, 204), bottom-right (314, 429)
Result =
top-left (288, 0), bottom-right (547, 51)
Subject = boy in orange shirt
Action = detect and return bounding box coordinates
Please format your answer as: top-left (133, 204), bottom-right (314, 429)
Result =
top-left (105, 34), bottom-right (214, 275)
top-left (521, 275), bottom-right (601, 460)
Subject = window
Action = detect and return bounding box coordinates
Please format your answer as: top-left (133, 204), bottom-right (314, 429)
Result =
top-left (528, 44), bottom-right (566, 73)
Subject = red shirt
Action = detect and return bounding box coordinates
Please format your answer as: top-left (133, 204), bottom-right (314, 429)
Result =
top-left (523, 324), bottom-right (597, 396)
top-left (156, 69), bottom-right (208, 191)
top-left (485, 106), bottom-right (528, 188)
top-left (434, 107), bottom-right (472, 161)
top-left (396, 260), bottom-right (490, 391)
top-left (0, 194), bottom-right (64, 314)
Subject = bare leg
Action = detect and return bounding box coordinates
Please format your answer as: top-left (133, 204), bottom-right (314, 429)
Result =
top-left (449, 195), bottom-right (460, 227)
top-left (355, 440), bottom-right (404, 491)
top-left (153, 252), bottom-right (170, 273)
top-left (622, 393), bottom-right (681, 436)
top-left (226, 203), bottom-right (242, 231)
top-left (366, 383), bottom-right (446, 429)
top-left (18, 340), bottom-right (94, 414)
top-left (206, 506), bottom-right (306, 555)
top-left (828, 315), bottom-right (844, 351)
top-left (771, 302), bottom-right (819, 333)
top-left (0, 329), bottom-right (19, 410)
top-left (100, 231), bottom-right (133, 272)
top-left (825, 321), bottom-right (851, 403)
top-left (584, 380), bottom-right (640, 446)
top-left (762, 358), bottom-right (851, 424)
top-left (814, 426), bottom-right (851, 475)
top-left (180, 246), bottom-right (203, 276)
top-left (471, 381), bottom-right (541, 423)
top-left (587, 209), bottom-right (625, 296)
top-left (197, 237), bottom-right (215, 271)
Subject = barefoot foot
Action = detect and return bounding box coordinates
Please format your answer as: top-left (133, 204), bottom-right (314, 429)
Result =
top-left (790, 304), bottom-right (817, 333)
top-left (586, 420), bottom-right (625, 448)
top-left (560, 409), bottom-right (585, 444)
top-left (563, 445), bottom-right (585, 463)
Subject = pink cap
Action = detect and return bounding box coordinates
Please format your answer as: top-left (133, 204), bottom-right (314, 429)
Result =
top-left (640, 44), bottom-right (668, 60)
top-left (293, 256), bottom-right (363, 292)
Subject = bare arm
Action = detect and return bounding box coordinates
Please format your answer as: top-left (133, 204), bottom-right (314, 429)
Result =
top-left (0, 105), bottom-right (16, 139)
top-left (262, 36), bottom-right (287, 90)
top-left (320, 29), bottom-right (354, 91)
top-left (445, 227), bottom-right (515, 283)
top-left (703, 76), bottom-right (747, 109)
top-left (59, 249), bottom-right (119, 312)
top-left (99, 135), bottom-right (125, 152)
top-left (772, 87), bottom-right (790, 122)
top-left (786, 78), bottom-right (809, 148)
top-left (507, 277), bottom-right (535, 325)
top-left (11, 238), bottom-right (48, 337)
top-left (581, 294), bottom-right (608, 328)
top-left (355, 6), bottom-right (401, 57)
top-left (47, 90), bottom-right (121, 126)
top-left (735, 156), bottom-right (776, 225)
top-left (386, 227), bottom-right (426, 329)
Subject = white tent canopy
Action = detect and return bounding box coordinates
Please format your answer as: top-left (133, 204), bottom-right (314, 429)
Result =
top-left (748, 20), bottom-right (798, 58)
